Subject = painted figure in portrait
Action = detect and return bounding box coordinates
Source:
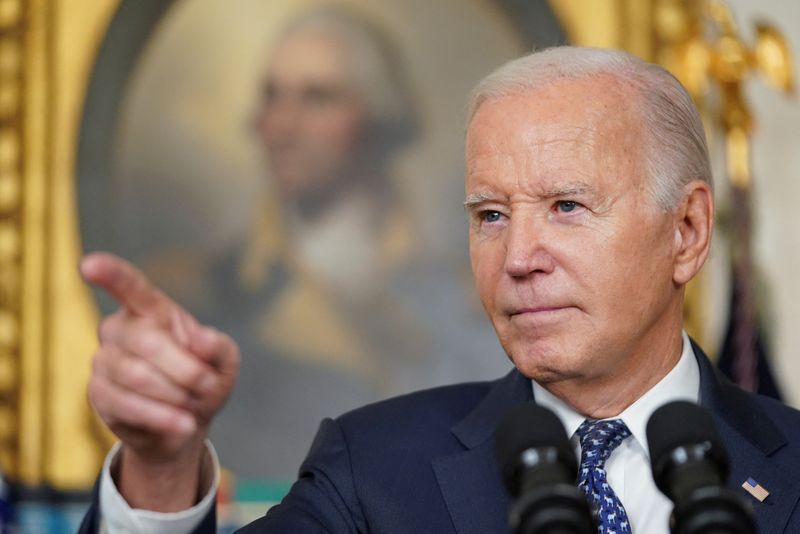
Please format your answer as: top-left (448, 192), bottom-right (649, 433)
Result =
top-left (79, 0), bottom-right (566, 480)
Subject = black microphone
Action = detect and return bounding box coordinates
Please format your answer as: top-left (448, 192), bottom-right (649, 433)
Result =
top-left (646, 401), bottom-right (757, 534)
top-left (494, 403), bottom-right (595, 534)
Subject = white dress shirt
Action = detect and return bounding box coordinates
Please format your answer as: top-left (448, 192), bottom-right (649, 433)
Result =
top-left (100, 332), bottom-right (699, 533)
top-left (533, 331), bottom-right (700, 533)
top-left (99, 441), bottom-right (219, 533)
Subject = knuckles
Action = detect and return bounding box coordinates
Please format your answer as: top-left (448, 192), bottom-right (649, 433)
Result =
top-left (91, 307), bottom-right (234, 424)
top-left (123, 359), bottom-right (152, 391)
top-left (181, 361), bottom-right (212, 393)
top-left (130, 327), bottom-right (169, 358)
top-left (215, 330), bottom-right (241, 374)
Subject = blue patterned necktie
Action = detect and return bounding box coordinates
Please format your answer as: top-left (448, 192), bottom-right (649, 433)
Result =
top-left (576, 419), bottom-right (632, 534)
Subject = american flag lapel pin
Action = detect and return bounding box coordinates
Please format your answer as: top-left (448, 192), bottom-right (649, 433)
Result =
top-left (742, 477), bottom-right (770, 502)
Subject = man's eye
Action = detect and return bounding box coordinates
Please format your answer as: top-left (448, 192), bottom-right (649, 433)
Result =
top-left (556, 200), bottom-right (579, 213)
top-left (303, 86), bottom-right (346, 107)
top-left (482, 210), bottom-right (502, 223)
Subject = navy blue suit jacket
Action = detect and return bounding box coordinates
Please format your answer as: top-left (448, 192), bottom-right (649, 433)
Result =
top-left (80, 345), bottom-right (800, 533)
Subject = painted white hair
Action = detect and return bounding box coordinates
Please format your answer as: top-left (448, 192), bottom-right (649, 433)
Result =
top-left (468, 46), bottom-right (712, 211)
top-left (277, 7), bottom-right (418, 150)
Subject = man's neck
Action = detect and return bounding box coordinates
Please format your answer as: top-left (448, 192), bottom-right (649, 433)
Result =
top-left (533, 331), bottom-right (700, 456)
top-left (542, 326), bottom-right (685, 419)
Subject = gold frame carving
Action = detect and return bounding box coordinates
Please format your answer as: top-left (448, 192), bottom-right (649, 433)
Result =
top-left (550, 0), bottom-right (657, 61)
top-left (0, 0), bottom-right (27, 483)
top-left (5, 0), bottom-right (118, 490)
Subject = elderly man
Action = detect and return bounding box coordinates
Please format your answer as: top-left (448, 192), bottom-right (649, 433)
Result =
top-left (79, 47), bottom-right (800, 533)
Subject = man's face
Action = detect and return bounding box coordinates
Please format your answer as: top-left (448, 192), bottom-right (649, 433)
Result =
top-left (466, 77), bottom-right (682, 387)
top-left (257, 31), bottom-right (367, 200)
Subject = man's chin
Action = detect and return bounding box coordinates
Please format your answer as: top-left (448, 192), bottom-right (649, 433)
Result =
top-left (507, 345), bottom-right (583, 384)
top-left (511, 359), bottom-right (580, 384)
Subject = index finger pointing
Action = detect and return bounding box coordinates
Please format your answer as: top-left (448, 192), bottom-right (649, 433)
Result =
top-left (80, 252), bottom-right (175, 323)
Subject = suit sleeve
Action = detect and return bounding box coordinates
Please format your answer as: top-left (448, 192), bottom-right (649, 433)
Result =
top-left (238, 417), bottom-right (366, 533)
top-left (77, 479), bottom-right (102, 534)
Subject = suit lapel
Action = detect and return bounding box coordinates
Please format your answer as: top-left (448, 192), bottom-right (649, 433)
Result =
top-left (695, 343), bottom-right (800, 533)
top-left (432, 370), bottom-right (532, 534)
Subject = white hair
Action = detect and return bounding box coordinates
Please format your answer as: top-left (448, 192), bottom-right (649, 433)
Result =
top-left (278, 6), bottom-right (418, 151)
top-left (468, 46), bottom-right (712, 211)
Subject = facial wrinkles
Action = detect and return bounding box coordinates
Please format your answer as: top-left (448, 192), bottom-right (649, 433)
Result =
top-left (467, 88), bottom-right (652, 251)
top-left (467, 174), bottom-right (622, 248)
top-left (506, 121), bottom-right (596, 191)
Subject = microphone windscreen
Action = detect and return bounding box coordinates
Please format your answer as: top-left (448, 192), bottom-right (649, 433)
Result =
top-left (494, 402), bottom-right (575, 479)
top-left (646, 400), bottom-right (727, 473)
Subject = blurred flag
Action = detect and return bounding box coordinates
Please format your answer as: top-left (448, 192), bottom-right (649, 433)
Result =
top-left (717, 273), bottom-right (782, 399)
top-left (717, 185), bottom-right (782, 400)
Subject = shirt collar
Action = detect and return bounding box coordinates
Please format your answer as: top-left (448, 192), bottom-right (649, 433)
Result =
top-left (532, 331), bottom-right (700, 457)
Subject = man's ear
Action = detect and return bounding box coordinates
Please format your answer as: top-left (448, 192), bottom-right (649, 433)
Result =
top-left (673, 180), bottom-right (714, 285)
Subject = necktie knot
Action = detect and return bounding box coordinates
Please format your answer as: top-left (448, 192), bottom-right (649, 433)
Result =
top-left (576, 418), bottom-right (631, 468)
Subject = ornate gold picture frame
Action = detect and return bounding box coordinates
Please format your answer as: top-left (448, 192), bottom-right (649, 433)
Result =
top-left (3, 0), bottom-right (687, 494)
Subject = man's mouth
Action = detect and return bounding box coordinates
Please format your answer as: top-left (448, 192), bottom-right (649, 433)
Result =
top-left (509, 306), bottom-right (570, 316)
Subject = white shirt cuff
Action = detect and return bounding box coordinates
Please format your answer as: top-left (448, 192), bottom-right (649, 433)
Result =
top-left (98, 441), bottom-right (219, 534)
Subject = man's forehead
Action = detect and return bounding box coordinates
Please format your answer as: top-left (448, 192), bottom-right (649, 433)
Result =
top-left (467, 75), bottom-right (642, 140)
top-left (469, 123), bottom-right (601, 153)
top-left (268, 31), bottom-right (353, 85)
top-left (465, 122), bottom-right (606, 186)
top-left (465, 146), bottom-right (596, 183)
top-left (467, 81), bottom-right (643, 158)
top-left (464, 85), bottom-right (648, 200)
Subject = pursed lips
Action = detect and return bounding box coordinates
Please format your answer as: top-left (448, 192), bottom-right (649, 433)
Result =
top-left (508, 304), bottom-right (572, 314)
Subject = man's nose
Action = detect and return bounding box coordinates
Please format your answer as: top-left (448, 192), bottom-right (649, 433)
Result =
top-left (503, 212), bottom-right (556, 278)
top-left (262, 98), bottom-right (302, 139)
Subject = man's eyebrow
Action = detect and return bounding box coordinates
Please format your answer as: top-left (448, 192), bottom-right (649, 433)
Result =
top-left (463, 182), bottom-right (596, 209)
top-left (540, 182), bottom-right (594, 199)
top-left (463, 192), bottom-right (505, 209)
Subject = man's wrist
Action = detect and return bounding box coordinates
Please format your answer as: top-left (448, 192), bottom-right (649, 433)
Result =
top-left (115, 437), bottom-right (208, 512)
top-left (100, 440), bottom-right (219, 533)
